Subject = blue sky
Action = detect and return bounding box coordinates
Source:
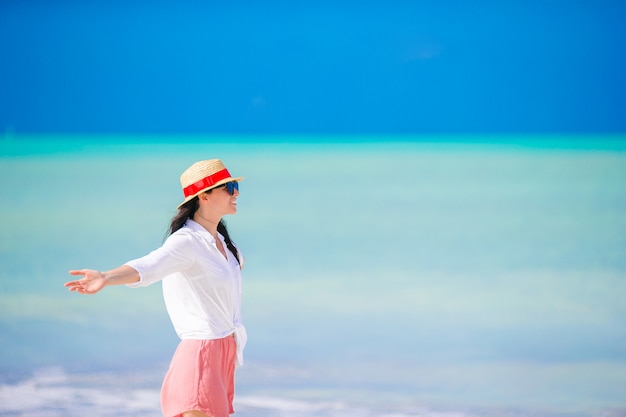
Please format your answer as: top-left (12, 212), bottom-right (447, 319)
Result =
top-left (1, 1), bottom-right (625, 134)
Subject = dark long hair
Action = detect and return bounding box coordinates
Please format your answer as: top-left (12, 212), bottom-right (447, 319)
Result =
top-left (168, 192), bottom-right (240, 265)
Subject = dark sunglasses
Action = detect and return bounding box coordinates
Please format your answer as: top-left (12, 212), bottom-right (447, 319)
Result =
top-left (218, 181), bottom-right (239, 195)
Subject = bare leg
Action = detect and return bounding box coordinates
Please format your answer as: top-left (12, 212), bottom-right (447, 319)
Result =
top-left (182, 411), bottom-right (212, 417)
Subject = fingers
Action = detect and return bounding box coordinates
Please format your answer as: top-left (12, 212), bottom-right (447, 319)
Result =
top-left (66, 270), bottom-right (88, 292)
top-left (65, 282), bottom-right (95, 294)
top-left (66, 271), bottom-right (85, 290)
top-left (65, 269), bottom-right (103, 295)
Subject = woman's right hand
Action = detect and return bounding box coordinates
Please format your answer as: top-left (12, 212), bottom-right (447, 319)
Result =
top-left (65, 269), bottom-right (108, 295)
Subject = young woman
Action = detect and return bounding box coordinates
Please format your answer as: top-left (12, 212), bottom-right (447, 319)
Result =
top-left (65, 159), bottom-right (247, 417)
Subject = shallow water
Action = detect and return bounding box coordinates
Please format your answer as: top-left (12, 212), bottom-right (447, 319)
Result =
top-left (1, 135), bottom-right (625, 416)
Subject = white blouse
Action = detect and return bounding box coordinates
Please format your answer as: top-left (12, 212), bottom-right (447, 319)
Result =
top-left (125, 219), bottom-right (247, 366)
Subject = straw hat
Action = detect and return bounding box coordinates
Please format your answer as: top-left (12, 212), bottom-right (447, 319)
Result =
top-left (178, 159), bottom-right (243, 208)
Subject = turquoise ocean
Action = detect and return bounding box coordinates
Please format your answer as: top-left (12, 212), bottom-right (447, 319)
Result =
top-left (1, 135), bottom-right (625, 417)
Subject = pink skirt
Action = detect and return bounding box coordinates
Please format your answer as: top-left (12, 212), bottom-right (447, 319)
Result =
top-left (161, 336), bottom-right (237, 417)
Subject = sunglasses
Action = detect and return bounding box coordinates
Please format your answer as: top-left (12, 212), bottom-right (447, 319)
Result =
top-left (218, 181), bottom-right (239, 195)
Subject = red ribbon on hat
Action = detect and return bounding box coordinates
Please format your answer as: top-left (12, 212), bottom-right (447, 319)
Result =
top-left (182, 168), bottom-right (231, 198)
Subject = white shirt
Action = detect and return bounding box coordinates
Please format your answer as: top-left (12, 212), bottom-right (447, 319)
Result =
top-left (125, 219), bottom-right (247, 366)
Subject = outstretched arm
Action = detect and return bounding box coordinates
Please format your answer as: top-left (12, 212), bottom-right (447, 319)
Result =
top-left (65, 265), bottom-right (140, 295)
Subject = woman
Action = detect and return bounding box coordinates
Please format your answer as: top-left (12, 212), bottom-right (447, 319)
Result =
top-left (64, 159), bottom-right (247, 417)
